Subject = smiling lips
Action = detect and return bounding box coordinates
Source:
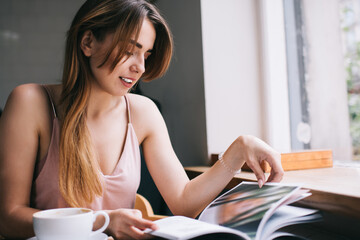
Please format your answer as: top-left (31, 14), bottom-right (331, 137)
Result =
top-left (119, 76), bottom-right (135, 88)
top-left (120, 76), bottom-right (133, 84)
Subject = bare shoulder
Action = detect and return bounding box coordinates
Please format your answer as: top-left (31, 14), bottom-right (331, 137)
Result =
top-left (1, 84), bottom-right (52, 129)
top-left (126, 93), bottom-right (161, 121)
top-left (6, 84), bottom-right (45, 109)
top-left (126, 93), bottom-right (164, 142)
top-left (126, 93), bottom-right (159, 110)
top-left (9, 83), bottom-right (42, 98)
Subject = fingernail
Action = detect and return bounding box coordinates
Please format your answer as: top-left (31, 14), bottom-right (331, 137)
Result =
top-left (258, 179), bottom-right (264, 188)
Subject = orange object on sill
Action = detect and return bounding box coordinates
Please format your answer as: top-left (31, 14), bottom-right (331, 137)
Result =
top-left (211, 150), bottom-right (333, 173)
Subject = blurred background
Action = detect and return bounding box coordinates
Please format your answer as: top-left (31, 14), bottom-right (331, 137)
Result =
top-left (1, 0), bottom-right (360, 213)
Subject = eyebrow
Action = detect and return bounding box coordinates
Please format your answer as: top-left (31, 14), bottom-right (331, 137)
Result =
top-left (130, 40), bottom-right (153, 52)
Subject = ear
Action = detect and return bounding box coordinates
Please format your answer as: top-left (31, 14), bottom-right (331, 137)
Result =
top-left (80, 30), bottom-right (94, 57)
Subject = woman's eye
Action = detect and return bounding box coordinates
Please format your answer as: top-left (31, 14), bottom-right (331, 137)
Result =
top-left (125, 51), bottom-right (134, 56)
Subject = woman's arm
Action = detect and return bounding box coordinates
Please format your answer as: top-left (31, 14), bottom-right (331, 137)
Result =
top-left (0, 84), bottom-right (50, 238)
top-left (133, 95), bottom-right (283, 218)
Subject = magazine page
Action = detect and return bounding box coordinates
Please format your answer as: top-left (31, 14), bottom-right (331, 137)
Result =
top-left (255, 185), bottom-right (312, 238)
top-left (198, 182), bottom-right (303, 239)
top-left (144, 215), bottom-right (250, 240)
top-left (259, 205), bottom-right (321, 240)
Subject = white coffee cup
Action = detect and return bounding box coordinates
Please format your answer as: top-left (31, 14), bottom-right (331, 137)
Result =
top-left (33, 208), bottom-right (110, 240)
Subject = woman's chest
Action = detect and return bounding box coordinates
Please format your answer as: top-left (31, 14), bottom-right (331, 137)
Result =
top-left (87, 118), bottom-right (129, 175)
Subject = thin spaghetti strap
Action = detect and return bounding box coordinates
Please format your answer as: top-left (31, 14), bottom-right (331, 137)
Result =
top-left (124, 95), bottom-right (131, 123)
top-left (42, 85), bottom-right (58, 118)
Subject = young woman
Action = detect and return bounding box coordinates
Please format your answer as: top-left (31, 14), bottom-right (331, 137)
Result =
top-left (0, 0), bottom-right (283, 239)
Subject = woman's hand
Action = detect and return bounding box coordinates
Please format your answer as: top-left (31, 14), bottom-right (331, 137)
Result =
top-left (104, 209), bottom-right (158, 239)
top-left (222, 135), bottom-right (284, 187)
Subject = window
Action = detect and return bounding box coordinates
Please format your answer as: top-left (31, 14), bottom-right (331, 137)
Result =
top-left (201, 0), bottom-right (353, 161)
top-left (282, 0), bottom-right (353, 161)
top-left (284, 0), bottom-right (311, 150)
top-left (340, 0), bottom-right (360, 160)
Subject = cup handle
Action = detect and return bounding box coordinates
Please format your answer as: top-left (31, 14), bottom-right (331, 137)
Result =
top-left (91, 210), bottom-right (110, 236)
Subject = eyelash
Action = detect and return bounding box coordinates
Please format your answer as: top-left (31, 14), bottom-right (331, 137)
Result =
top-left (125, 51), bottom-right (151, 60)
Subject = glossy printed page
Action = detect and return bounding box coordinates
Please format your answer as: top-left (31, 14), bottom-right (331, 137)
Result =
top-left (199, 182), bottom-right (299, 237)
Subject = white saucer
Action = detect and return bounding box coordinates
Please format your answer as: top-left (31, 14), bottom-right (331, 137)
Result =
top-left (27, 232), bottom-right (108, 240)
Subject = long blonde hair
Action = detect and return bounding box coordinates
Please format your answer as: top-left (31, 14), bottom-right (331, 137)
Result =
top-left (59, 0), bottom-right (173, 207)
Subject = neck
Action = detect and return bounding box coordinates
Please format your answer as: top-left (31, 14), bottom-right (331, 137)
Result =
top-left (87, 86), bottom-right (124, 119)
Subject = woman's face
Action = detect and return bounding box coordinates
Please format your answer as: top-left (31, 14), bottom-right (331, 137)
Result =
top-left (88, 18), bottom-right (156, 96)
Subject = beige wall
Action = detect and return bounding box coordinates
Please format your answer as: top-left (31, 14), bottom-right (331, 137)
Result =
top-left (201, 0), bottom-right (265, 157)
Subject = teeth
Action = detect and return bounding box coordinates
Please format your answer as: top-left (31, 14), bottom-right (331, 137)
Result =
top-left (121, 77), bottom-right (133, 83)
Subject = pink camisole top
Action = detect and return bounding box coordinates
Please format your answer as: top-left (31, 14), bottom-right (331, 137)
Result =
top-left (32, 87), bottom-right (141, 210)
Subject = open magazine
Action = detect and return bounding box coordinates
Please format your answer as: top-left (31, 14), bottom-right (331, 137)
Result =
top-left (145, 182), bottom-right (322, 240)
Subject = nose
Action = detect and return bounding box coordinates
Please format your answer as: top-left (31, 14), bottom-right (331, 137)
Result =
top-left (130, 54), bottom-right (145, 74)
